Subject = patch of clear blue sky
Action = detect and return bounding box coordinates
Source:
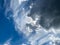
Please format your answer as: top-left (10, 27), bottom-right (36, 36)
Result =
top-left (0, 0), bottom-right (28, 44)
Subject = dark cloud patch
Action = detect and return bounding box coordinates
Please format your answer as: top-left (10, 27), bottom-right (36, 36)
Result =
top-left (55, 40), bottom-right (60, 45)
top-left (28, 0), bottom-right (60, 29)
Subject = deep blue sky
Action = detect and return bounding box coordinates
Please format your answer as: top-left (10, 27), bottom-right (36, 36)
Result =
top-left (0, 0), bottom-right (27, 44)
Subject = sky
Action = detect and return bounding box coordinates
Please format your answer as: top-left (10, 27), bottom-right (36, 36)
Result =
top-left (0, 0), bottom-right (25, 45)
top-left (0, 0), bottom-right (60, 45)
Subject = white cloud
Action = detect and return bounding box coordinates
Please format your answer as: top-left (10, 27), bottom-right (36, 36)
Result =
top-left (18, 0), bottom-right (27, 4)
top-left (21, 43), bottom-right (27, 45)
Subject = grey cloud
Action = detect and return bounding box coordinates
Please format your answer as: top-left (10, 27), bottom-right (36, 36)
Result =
top-left (28, 0), bottom-right (60, 29)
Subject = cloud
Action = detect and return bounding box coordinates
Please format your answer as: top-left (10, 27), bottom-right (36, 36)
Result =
top-left (10, 0), bottom-right (60, 45)
top-left (18, 0), bottom-right (27, 4)
top-left (28, 0), bottom-right (60, 29)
